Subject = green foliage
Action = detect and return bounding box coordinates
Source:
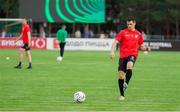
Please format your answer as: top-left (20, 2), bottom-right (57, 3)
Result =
top-left (0, 0), bottom-right (19, 17)
top-left (116, 0), bottom-right (179, 35)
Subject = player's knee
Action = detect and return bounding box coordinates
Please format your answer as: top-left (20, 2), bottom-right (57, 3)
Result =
top-left (127, 62), bottom-right (133, 69)
top-left (119, 71), bottom-right (125, 79)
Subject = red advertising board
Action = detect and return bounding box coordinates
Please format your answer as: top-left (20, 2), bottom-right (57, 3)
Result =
top-left (0, 38), bottom-right (47, 49)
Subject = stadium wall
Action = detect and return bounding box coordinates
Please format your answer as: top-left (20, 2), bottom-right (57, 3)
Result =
top-left (0, 38), bottom-right (180, 51)
top-left (0, 38), bottom-right (46, 49)
top-left (144, 41), bottom-right (180, 51)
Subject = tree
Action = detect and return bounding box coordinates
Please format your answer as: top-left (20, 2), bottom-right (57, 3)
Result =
top-left (117, 0), bottom-right (180, 38)
top-left (0, 0), bottom-right (19, 18)
top-left (166, 0), bottom-right (180, 38)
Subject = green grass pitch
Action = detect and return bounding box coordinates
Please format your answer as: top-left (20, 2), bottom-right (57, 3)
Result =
top-left (0, 49), bottom-right (180, 111)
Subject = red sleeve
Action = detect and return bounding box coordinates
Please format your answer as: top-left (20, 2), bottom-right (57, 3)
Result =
top-left (115, 31), bottom-right (123, 42)
top-left (138, 33), bottom-right (144, 45)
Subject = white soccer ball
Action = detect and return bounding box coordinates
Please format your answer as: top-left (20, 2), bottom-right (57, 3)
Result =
top-left (74, 91), bottom-right (86, 103)
top-left (56, 56), bottom-right (62, 62)
top-left (6, 57), bottom-right (10, 60)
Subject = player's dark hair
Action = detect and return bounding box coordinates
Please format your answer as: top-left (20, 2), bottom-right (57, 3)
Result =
top-left (127, 16), bottom-right (136, 22)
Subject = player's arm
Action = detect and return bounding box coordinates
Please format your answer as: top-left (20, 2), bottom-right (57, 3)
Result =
top-left (27, 31), bottom-right (31, 47)
top-left (139, 34), bottom-right (151, 52)
top-left (16, 33), bottom-right (22, 42)
top-left (140, 44), bottom-right (151, 51)
top-left (110, 40), bottom-right (119, 59)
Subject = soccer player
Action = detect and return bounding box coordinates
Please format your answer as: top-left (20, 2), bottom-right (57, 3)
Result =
top-left (14, 19), bottom-right (32, 69)
top-left (56, 25), bottom-right (68, 61)
top-left (110, 16), bottom-right (151, 100)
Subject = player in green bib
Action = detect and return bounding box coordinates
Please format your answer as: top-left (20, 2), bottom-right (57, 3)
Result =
top-left (56, 25), bottom-right (68, 61)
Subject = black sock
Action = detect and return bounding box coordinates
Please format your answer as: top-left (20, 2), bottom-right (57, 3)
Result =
top-left (18, 62), bottom-right (22, 66)
top-left (60, 43), bottom-right (65, 57)
top-left (118, 79), bottom-right (124, 96)
top-left (29, 62), bottom-right (32, 67)
top-left (126, 69), bottom-right (132, 84)
top-left (60, 49), bottom-right (64, 57)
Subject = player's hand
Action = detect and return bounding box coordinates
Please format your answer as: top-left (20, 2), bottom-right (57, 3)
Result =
top-left (146, 47), bottom-right (151, 52)
top-left (110, 52), bottom-right (115, 59)
top-left (56, 40), bottom-right (60, 44)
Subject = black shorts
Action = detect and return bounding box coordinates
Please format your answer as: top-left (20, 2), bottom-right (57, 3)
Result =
top-left (21, 44), bottom-right (31, 51)
top-left (59, 43), bottom-right (66, 48)
top-left (118, 55), bottom-right (136, 72)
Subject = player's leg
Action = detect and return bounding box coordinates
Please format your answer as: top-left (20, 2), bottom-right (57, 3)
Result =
top-left (59, 43), bottom-right (62, 57)
top-left (126, 61), bottom-right (133, 84)
top-left (26, 49), bottom-right (32, 69)
top-left (123, 61), bottom-right (133, 91)
top-left (14, 48), bottom-right (25, 68)
top-left (118, 71), bottom-right (126, 97)
top-left (118, 58), bottom-right (127, 100)
top-left (125, 56), bottom-right (136, 87)
top-left (60, 43), bottom-right (66, 57)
